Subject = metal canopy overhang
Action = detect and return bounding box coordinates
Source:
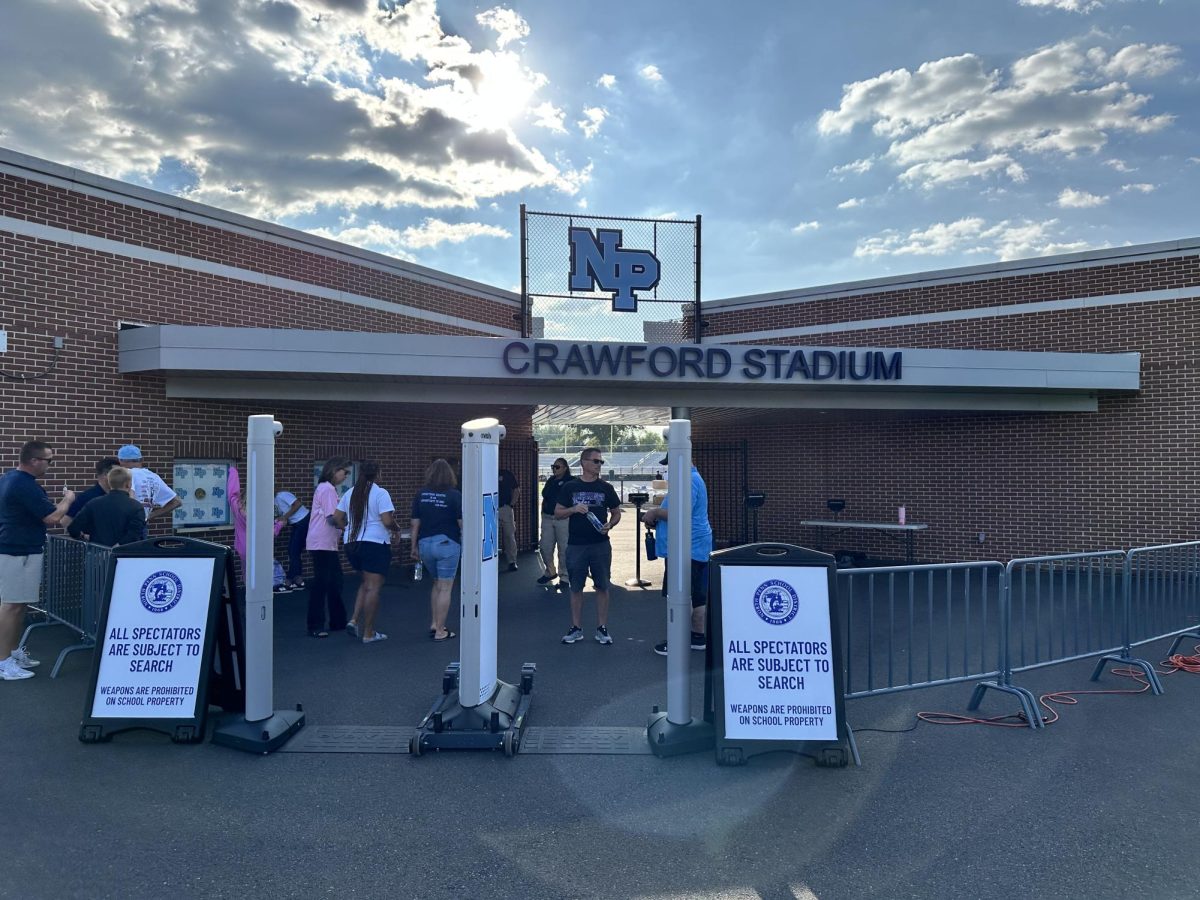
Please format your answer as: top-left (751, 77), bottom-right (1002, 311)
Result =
top-left (120, 326), bottom-right (1140, 422)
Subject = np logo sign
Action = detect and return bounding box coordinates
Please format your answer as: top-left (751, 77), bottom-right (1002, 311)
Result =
top-left (568, 227), bottom-right (660, 312)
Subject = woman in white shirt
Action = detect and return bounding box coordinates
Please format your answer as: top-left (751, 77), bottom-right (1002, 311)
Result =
top-left (331, 460), bottom-right (395, 643)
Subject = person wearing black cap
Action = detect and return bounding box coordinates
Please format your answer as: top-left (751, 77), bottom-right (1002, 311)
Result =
top-left (643, 454), bottom-right (712, 656)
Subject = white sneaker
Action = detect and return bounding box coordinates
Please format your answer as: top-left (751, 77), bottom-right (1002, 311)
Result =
top-left (0, 658), bottom-right (35, 680)
top-left (11, 646), bottom-right (40, 668)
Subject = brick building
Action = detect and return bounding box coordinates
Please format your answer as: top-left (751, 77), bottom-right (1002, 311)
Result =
top-left (3, 146), bottom-right (1194, 565)
top-left (697, 241), bottom-right (1200, 561)
top-left (0, 147), bottom-right (536, 564)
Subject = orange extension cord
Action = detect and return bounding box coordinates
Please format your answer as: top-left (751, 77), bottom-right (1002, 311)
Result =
top-left (914, 643), bottom-right (1200, 728)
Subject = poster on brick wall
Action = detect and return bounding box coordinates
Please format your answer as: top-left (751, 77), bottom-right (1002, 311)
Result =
top-left (172, 460), bottom-right (230, 528)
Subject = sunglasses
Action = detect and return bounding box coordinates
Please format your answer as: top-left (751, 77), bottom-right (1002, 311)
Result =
top-left (33, 456), bottom-right (54, 463)
top-left (586, 458), bottom-right (605, 465)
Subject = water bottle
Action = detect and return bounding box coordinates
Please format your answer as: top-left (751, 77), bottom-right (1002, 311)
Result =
top-left (585, 510), bottom-right (606, 533)
top-left (413, 562), bottom-right (423, 582)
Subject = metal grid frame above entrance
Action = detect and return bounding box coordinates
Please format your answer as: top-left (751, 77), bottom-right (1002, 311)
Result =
top-left (520, 206), bottom-right (701, 344)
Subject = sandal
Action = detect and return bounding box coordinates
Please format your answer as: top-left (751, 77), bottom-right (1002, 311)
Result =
top-left (432, 630), bottom-right (456, 642)
top-left (308, 630), bottom-right (329, 639)
top-left (346, 622), bottom-right (359, 638)
top-left (362, 632), bottom-right (388, 644)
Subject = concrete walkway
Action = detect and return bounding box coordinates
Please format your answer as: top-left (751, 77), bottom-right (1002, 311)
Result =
top-left (6, 515), bottom-right (1200, 899)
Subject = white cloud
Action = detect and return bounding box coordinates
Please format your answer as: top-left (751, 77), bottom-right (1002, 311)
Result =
top-left (855, 216), bottom-right (1090, 260)
top-left (309, 222), bottom-right (415, 259)
top-left (1098, 43), bottom-right (1181, 80)
top-left (398, 217), bottom-right (511, 249)
top-left (312, 217), bottom-right (510, 254)
top-left (1057, 187), bottom-right (1108, 207)
top-left (829, 158), bottom-right (874, 176)
top-left (0, 0), bottom-right (589, 220)
top-left (791, 221), bottom-right (820, 234)
top-left (476, 7), bottom-right (530, 49)
top-left (838, 197), bottom-right (864, 209)
top-left (597, 74), bottom-right (617, 89)
top-left (639, 64), bottom-right (664, 83)
top-left (819, 38), bottom-right (1179, 190)
top-left (531, 101), bottom-right (566, 133)
top-left (1018, 0), bottom-right (1103, 13)
top-left (578, 106), bottom-right (608, 139)
top-left (1120, 182), bottom-right (1156, 193)
top-left (899, 154), bottom-right (1027, 187)
top-left (1104, 158), bottom-right (1133, 172)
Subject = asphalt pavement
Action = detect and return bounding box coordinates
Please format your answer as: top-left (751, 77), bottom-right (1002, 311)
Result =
top-left (6, 514), bottom-right (1200, 899)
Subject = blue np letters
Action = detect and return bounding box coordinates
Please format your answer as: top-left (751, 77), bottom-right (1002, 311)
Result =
top-left (568, 227), bottom-right (661, 312)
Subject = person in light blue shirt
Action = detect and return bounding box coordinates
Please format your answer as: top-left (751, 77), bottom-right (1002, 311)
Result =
top-left (643, 456), bottom-right (712, 656)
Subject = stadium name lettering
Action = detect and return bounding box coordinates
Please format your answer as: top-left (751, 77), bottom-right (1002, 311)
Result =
top-left (502, 341), bottom-right (902, 382)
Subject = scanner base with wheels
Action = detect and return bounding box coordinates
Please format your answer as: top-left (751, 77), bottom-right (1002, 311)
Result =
top-left (411, 662), bottom-right (535, 757)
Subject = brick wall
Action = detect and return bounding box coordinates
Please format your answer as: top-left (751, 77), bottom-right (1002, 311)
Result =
top-left (697, 257), bottom-right (1200, 562)
top-left (1, 160), bottom-right (533, 569)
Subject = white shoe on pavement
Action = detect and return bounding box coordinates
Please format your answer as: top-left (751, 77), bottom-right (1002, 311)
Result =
top-left (11, 646), bottom-right (40, 668)
top-left (0, 657), bottom-right (35, 680)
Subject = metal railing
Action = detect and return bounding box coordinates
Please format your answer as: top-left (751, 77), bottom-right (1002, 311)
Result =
top-left (1006, 551), bottom-right (1127, 675)
top-left (1125, 541), bottom-right (1200, 655)
top-left (838, 562), bottom-right (1005, 698)
top-left (21, 535), bottom-right (112, 677)
top-left (838, 544), bottom-right (1196, 730)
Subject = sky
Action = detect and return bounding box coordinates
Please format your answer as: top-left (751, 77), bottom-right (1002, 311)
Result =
top-left (1, 0), bottom-right (1197, 310)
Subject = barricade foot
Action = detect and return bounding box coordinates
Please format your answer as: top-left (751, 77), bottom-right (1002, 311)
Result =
top-left (19, 617), bottom-right (55, 648)
top-left (969, 680), bottom-right (1042, 729)
top-left (1091, 654), bottom-right (1163, 695)
top-left (1167, 631), bottom-right (1200, 658)
top-left (843, 720), bottom-right (862, 767)
top-left (212, 708), bottom-right (306, 754)
top-left (50, 639), bottom-right (95, 678)
top-left (646, 711), bottom-right (715, 758)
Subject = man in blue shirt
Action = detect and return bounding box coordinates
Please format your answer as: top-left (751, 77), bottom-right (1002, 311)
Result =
top-left (0, 441), bottom-right (75, 680)
top-left (643, 455), bottom-right (713, 656)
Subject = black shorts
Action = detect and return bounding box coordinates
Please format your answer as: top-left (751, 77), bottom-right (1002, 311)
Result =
top-left (661, 559), bottom-right (710, 608)
top-left (345, 541), bottom-right (390, 576)
top-left (566, 542), bottom-right (612, 592)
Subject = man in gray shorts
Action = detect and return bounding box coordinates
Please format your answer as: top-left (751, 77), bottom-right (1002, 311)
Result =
top-left (0, 440), bottom-right (75, 681)
top-left (554, 447), bottom-right (622, 645)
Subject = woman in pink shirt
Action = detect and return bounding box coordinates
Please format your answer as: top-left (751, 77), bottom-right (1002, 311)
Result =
top-left (305, 458), bottom-right (352, 638)
top-left (227, 464), bottom-right (283, 580)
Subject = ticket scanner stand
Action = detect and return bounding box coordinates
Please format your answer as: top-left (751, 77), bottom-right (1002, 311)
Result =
top-left (411, 418), bottom-right (535, 756)
top-left (625, 491), bottom-right (651, 588)
top-left (213, 415), bottom-right (305, 754)
top-left (647, 417), bottom-right (716, 757)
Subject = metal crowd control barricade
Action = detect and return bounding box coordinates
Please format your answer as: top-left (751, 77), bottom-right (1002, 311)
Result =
top-left (1122, 541), bottom-right (1200, 660)
top-left (836, 562), bottom-right (1024, 715)
top-left (971, 551), bottom-right (1161, 724)
top-left (22, 536), bottom-right (114, 677)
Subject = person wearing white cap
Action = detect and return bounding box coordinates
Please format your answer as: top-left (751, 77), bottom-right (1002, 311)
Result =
top-left (116, 445), bottom-right (181, 528)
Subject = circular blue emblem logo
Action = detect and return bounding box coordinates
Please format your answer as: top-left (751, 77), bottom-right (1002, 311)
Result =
top-left (140, 571), bottom-right (183, 614)
top-left (753, 579), bottom-right (799, 625)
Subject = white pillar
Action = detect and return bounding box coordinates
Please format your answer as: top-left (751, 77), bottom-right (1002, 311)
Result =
top-left (666, 417), bottom-right (693, 725)
top-left (244, 414), bottom-right (281, 723)
top-left (459, 417), bottom-right (505, 708)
